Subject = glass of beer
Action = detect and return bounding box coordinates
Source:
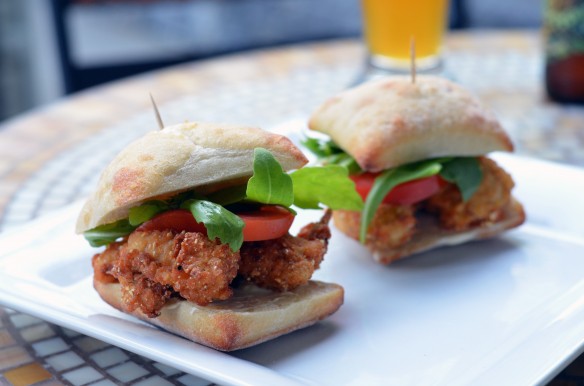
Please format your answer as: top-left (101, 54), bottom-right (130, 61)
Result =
top-left (361, 0), bottom-right (450, 72)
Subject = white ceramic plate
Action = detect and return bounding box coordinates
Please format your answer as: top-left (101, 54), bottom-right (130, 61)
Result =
top-left (1, 153), bottom-right (584, 386)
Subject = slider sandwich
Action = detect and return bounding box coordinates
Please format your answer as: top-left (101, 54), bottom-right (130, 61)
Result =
top-left (306, 75), bottom-right (525, 264)
top-left (76, 122), bottom-right (362, 351)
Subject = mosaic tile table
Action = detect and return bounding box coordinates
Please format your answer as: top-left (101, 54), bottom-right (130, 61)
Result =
top-left (1, 30), bottom-right (584, 386)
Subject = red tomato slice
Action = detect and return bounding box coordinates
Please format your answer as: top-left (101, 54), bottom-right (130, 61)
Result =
top-left (237, 205), bottom-right (295, 241)
top-left (136, 207), bottom-right (294, 242)
top-left (350, 173), bottom-right (447, 205)
top-left (136, 209), bottom-right (207, 233)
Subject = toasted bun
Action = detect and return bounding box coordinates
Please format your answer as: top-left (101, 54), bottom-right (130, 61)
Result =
top-left (94, 279), bottom-right (343, 351)
top-left (334, 198), bottom-right (525, 264)
top-left (76, 122), bottom-right (308, 233)
top-left (308, 76), bottom-right (513, 172)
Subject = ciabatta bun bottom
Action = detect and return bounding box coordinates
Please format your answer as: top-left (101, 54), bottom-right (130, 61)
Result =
top-left (334, 198), bottom-right (525, 264)
top-left (94, 279), bottom-right (343, 351)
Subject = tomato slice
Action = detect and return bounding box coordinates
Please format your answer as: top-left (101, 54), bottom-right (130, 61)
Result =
top-left (236, 205), bottom-right (295, 241)
top-left (136, 206), bottom-right (294, 242)
top-left (136, 209), bottom-right (207, 233)
top-left (350, 173), bottom-right (447, 205)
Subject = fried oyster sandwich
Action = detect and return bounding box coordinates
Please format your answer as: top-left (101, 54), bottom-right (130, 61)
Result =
top-left (305, 75), bottom-right (526, 264)
top-left (77, 121), bottom-right (363, 351)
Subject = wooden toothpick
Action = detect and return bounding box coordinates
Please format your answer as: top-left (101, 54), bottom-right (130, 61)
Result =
top-left (410, 36), bottom-right (416, 84)
top-left (150, 93), bottom-right (165, 130)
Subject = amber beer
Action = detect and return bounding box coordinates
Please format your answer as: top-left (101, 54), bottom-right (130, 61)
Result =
top-left (362, 0), bottom-right (449, 70)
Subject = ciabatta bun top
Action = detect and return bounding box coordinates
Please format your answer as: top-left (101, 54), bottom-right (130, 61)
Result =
top-left (76, 122), bottom-right (308, 233)
top-left (308, 76), bottom-right (513, 172)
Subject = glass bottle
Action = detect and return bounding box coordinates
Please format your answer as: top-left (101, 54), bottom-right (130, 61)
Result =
top-left (544, 0), bottom-right (584, 104)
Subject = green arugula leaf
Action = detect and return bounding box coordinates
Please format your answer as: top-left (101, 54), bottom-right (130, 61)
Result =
top-left (246, 147), bottom-right (294, 207)
top-left (302, 137), bottom-right (329, 157)
top-left (302, 137), bottom-right (362, 174)
top-left (325, 153), bottom-right (362, 174)
top-left (360, 160), bottom-right (443, 243)
top-left (128, 200), bottom-right (168, 226)
top-left (290, 165), bottom-right (363, 211)
top-left (302, 137), bottom-right (341, 157)
top-left (83, 219), bottom-right (137, 247)
top-left (439, 157), bottom-right (483, 202)
top-left (182, 199), bottom-right (245, 252)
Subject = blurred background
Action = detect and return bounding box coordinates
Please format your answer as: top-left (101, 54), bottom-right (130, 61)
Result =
top-left (0, 0), bottom-right (542, 122)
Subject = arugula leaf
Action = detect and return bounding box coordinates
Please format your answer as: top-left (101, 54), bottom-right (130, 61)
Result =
top-left (128, 200), bottom-right (168, 226)
top-left (302, 137), bottom-right (340, 157)
top-left (83, 220), bottom-right (137, 247)
top-left (360, 160), bottom-right (443, 243)
top-left (302, 137), bottom-right (362, 174)
top-left (246, 148), bottom-right (294, 207)
top-left (325, 153), bottom-right (362, 174)
top-left (290, 165), bottom-right (363, 211)
top-left (439, 157), bottom-right (483, 202)
top-left (182, 199), bottom-right (245, 252)
top-left (85, 200), bottom-right (170, 247)
top-left (302, 137), bottom-right (326, 157)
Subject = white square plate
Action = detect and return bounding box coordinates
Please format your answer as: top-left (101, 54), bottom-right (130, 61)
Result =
top-left (1, 153), bottom-right (584, 386)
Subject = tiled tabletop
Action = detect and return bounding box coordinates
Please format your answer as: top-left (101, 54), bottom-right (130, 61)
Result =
top-left (1, 30), bottom-right (584, 386)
